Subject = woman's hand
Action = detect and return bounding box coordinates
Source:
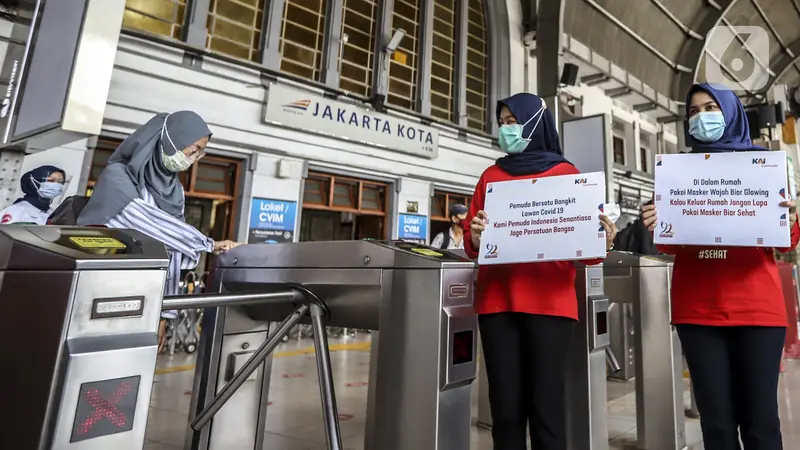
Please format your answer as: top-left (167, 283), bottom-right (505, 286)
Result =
top-left (780, 200), bottom-right (797, 227)
top-left (470, 210), bottom-right (488, 249)
top-left (213, 240), bottom-right (240, 254)
top-left (642, 203), bottom-right (658, 232)
top-left (600, 215), bottom-right (617, 251)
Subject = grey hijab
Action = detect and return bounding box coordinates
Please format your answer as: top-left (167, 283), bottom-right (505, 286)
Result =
top-left (77, 111), bottom-right (212, 225)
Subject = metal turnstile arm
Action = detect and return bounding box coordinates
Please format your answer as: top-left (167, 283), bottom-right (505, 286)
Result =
top-left (161, 290), bottom-right (303, 310)
top-left (605, 347), bottom-right (622, 373)
top-left (310, 303), bottom-right (343, 450)
top-left (190, 304), bottom-right (309, 430)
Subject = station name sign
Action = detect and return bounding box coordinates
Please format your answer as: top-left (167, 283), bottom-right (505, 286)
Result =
top-left (264, 83), bottom-right (439, 159)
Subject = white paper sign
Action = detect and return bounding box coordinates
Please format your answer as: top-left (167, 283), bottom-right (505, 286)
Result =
top-left (653, 151), bottom-right (790, 247)
top-left (478, 172), bottom-right (607, 265)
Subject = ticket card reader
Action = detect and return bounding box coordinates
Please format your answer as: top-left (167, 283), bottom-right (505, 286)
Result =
top-left (0, 226), bottom-right (168, 450)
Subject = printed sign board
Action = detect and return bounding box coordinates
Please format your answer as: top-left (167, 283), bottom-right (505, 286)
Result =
top-left (398, 213), bottom-right (428, 244)
top-left (248, 198), bottom-right (297, 244)
top-left (264, 83), bottom-right (439, 159)
top-left (654, 151), bottom-right (790, 247)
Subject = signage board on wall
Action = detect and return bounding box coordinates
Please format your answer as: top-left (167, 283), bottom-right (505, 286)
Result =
top-left (398, 213), bottom-right (428, 244)
top-left (264, 83), bottom-right (439, 159)
top-left (248, 198), bottom-right (297, 244)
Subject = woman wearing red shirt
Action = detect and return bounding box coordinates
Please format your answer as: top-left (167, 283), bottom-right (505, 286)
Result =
top-left (465, 93), bottom-right (617, 450)
top-left (643, 83), bottom-right (799, 450)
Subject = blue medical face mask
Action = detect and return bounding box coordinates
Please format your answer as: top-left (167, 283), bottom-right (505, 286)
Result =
top-left (688, 111), bottom-right (726, 143)
top-left (33, 178), bottom-right (64, 199)
top-left (498, 107), bottom-right (544, 154)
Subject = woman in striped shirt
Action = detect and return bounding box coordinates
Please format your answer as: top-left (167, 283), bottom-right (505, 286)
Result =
top-left (78, 111), bottom-right (240, 351)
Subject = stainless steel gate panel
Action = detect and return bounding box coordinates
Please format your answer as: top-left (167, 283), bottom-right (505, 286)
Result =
top-left (604, 252), bottom-right (686, 450)
top-left (0, 225), bottom-right (168, 450)
top-left (188, 240), bottom-right (478, 450)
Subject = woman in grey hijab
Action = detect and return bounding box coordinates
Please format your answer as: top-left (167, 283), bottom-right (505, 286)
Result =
top-left (79, 111), bottom-right (240, 351)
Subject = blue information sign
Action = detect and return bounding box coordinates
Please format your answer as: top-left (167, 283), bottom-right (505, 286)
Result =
top-left (248, 198), bottom-right (298, 244)
top-left (398, 213), bottom-right (428, 241)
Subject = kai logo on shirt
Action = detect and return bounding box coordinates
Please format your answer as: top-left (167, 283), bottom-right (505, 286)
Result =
top-left (697, 249), bottom-right (728, 259)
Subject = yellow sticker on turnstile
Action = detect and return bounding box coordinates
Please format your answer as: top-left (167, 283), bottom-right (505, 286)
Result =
top-left (69, 236), bottom-right (126, 249)
top-left (411, 248), bottom-right (443, 257)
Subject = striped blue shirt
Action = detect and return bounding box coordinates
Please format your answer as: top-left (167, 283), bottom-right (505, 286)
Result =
top-left (106, 188), bottom-right (214, 318)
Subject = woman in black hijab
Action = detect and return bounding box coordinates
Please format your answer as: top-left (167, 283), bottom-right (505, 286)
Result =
top-left (464, 93), bottom-right (617, 450)
top-left (0, 165), bottom-right (66, 224)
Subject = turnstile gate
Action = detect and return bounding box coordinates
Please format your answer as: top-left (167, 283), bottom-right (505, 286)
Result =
top-left (0, 225), bottom-right (169, 450)
top-left (604, 252), bottom-right (686, 450)
top-left (476, 264), bottom-right (618, 450)
top-left (186, 240), bottom-right (479, 450)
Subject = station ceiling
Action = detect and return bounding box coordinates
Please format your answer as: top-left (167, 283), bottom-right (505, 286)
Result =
top-left (524, 0), bottom-right (800, 102)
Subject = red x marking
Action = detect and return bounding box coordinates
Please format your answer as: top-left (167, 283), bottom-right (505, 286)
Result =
top-left (76, 382), bottom-right (134, 435)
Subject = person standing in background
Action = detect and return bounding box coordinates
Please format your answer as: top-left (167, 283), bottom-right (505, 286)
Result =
top-left (431, 203), bottom-right (468, 250)
top-left (0, 165), bottom-right (66, 224)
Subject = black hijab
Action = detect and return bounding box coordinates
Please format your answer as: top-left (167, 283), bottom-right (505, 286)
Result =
top-left (495, 93), bottom-right (573, 176)
top-left (16, 165), bottom-right (65, 211)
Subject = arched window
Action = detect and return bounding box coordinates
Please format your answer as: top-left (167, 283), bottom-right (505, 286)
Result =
top-left (339, 0), bottom-right (379, 97)
top-left (206, 0), bottom-right (267, 61)
top-left (280, 0), bottom-right (328, 80)
top-left (430, 0), bottom-right (456, 121)
top-left (387, 0), bottom-right (422, 109)
top-left (465, 0), bottom-right (488, 132)
top-left (122, 0), bottom-right (186, 39)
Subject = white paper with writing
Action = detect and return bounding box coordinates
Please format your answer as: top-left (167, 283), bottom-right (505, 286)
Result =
top-left (653, 151), bottom-right (790, 247)
top-left (478, 172), bottom-right (607, 265)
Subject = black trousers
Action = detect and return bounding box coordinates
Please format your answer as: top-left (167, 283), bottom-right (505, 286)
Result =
top-left (479, 312), bottom-right (575, 450)
top-left (677, 325), bottom-right (786, 450)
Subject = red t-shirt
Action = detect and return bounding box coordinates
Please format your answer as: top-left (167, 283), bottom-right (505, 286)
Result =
top-left (464, 163), bottom-right (604, 320)
top-left (658, 218), bottom-right (800, 327)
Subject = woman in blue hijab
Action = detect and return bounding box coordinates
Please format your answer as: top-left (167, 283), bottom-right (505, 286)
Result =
top-left (0, 165), bottom-right (66, 224)
top-left (463, 93), bottom-right (617, 449)
top-left (643, 83), bottom-right (797, 449)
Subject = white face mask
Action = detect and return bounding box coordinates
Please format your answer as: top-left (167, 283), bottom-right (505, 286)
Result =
top-left (160, 114), bottom-right (197, 172)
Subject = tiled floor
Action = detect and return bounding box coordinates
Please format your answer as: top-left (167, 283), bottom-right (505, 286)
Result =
top-left (145, 334), bottom-right (800, 450)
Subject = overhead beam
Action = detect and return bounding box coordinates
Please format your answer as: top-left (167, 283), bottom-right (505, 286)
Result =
top-left (583, 0), bottom-right (692, 73)
top-left (606, 87), bottom-right (632, 98)
top-left (751, 0), bottom-right (800, 80)
top-left (764, 38), bottom-right (800, 93)
top-left (581, 73), bottom-right (610, 86)
top-left (648, 0), bottom-right (702, 39)
top-left (524, 0), bottom-right (538, 33)
top-left (536, 0), bottom-right (565, 102)
top-left (633, 102), bottom-right (658, 112)
top-left (672, 0), bottom-right (737, 100)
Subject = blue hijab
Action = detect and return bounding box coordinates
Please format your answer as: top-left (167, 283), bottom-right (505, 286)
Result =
top-left (16, 165), bottom-right (65, 212)
top-left (685, 83), bottom-right (765, 153)
top-left (495, 93), bottom-right (572, 176)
